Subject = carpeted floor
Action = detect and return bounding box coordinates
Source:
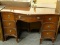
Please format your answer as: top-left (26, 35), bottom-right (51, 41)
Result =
top-left (0, 31), bottom-right (60, 45)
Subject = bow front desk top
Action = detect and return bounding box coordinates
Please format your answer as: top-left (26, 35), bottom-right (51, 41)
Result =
top-left (0, 6), bottom-right (59, 15)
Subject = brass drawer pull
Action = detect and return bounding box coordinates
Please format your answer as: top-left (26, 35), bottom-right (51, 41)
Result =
top-left (9, 23), bottom-right (11, 25)
top-left (48, 18), bottom-right (52, 20)
top-left (19, 16), bottom-right (21, 19)
top-left (8, 15), bottom-right (10, 18)
top-left (47, 33), bottom-right (48, 34)
top-left (47, 26), bottom-right (50, 28)
top-left (37, 17), bottom-right (40, 19)
top-left (10, 30), bottom-right (12, 32)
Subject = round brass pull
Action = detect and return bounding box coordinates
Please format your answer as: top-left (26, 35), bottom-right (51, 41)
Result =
top-left (48, 18), bottom-right (52, 20)
top-left (47, 26), bottom-right (50, 28)
top-left (9, 23), bottom-right (11, 25)
top-left (47, 33), bottom-right (48, 34)
top-left (19, 16), bottom-right (21, 19)
top-left (37, 17), bottom-right (40, 19)
top-left (10, 30), bottom-right (12, 32)
top-left (8, 15), bottom-right (10, 18)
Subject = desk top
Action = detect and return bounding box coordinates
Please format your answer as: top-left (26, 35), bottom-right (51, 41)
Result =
top-left (0, 6), bottom-right (59, 15)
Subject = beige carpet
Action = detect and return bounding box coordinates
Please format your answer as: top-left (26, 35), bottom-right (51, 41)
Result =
top-left (0, 31), bottom-right (60, 45)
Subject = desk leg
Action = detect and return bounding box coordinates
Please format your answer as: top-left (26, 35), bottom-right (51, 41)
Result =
top-left (0, 14), bottom-right (4, 41)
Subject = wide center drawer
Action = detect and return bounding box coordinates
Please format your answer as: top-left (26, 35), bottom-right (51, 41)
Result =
top-left (3, 21), bottom-right (16, 28)
top-left (15, 14), bottom-right (43, 22)
top-left (41, 31), bottom-right (55, 38)
top-left (4, 28), bottom-right (16, 36)
top-left (1, 12), bottom-right (15, 21)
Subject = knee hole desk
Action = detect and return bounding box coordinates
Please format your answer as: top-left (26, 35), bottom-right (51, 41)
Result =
top-left (0, 6), bottom-right (60, 44)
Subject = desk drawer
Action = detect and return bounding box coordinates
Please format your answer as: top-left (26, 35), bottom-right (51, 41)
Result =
top-left (15, 14), bottom-right (26, 20)
top-left (29, 16), bottom-right (43, 22)
top-left (15, 14), bottom-right (43, 22)
top-left (1, 12), bottom-right (15, 21)
top-left (43, 16), bottom-right (58, 23)
top-left (41, 31), bottom-right (55, 38)
top-left (16, 15), bottom-right (28, 20)
top-left (4, 28), bottom-right (16, 36)
top-left (42, 23), bottom-right (57, 31)
top-left (3, 21), bottom-right (16, 28)
top-left (15, 15), bottom-right (30, 22)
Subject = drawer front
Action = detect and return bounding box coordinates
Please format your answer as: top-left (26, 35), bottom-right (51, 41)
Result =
top-left (41, 31), bottom-right (55, 38)
top-left (3, 21), bottom-right (16, 28)
top-left (15, 14), bottom-right (27, 20)
top-left (42, 23), bottom-right (57, 31)
top-left (4, 28), bottom-right (16, 36)
top-left (1, 12), bottom-right (14, 20)
top-left (29, 16), bottom-right (43, 22)
top-left (15, 14), bottom-right (43, 22)
top-left (43, 16), bottom-right (58, 22)
top-left (15, 15), bottom-right (30, 22)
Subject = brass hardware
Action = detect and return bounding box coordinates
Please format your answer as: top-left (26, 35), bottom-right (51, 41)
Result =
top-left (48, 26), bottom-right (50, 28)
top-left (9, 23), bottom-right (11, 25)
top-left (19, 16), bottom-right (21, 19)
top-left (47, 33), bottom-right (48, 34)
top-left (10, 30), bottom-right (12, 32)
top-left (49, 18), bottom-right (52, 20)
top-left (8, 15), bottom-right (10, 18)
top-left (37, 17), bottom-right (40, 19)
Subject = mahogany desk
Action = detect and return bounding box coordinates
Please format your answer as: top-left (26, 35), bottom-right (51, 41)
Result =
top-left (0, 6), bottom-right (59, 44)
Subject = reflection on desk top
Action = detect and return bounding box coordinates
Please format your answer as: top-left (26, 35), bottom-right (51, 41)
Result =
top-left (0, 6), bottom-right (59, 14)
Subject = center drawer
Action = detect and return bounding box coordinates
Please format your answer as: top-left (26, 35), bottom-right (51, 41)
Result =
top-left (3, 21), bottom-right (16, 28)
top-left (41, 31), bottom-right (55, 38)
top-left (4, 28), bottom-right (16, 36)
top-left (15, 14), bottom-right (43, 22)
top-left (1, 12), bottom-right (15, 21)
